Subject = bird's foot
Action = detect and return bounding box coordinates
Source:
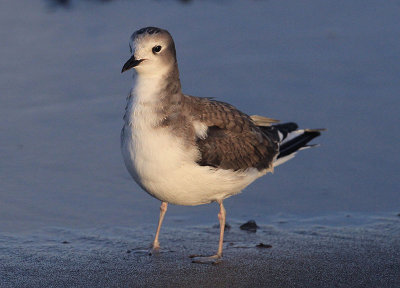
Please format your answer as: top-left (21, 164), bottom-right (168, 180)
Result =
top-left (148, 242), bottom-right (160, 256)
top-left (189, 254), bottom-right (222, 265)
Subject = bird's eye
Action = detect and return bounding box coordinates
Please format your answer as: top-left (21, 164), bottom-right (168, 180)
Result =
top-left (152, 45), bottom-right (162, 54)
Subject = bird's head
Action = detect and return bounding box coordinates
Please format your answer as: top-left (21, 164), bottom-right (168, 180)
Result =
top-left (121, 27), bottom-right (177, 77)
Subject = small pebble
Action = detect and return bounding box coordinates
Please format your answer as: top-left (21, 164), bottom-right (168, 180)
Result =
top-left (256, 243), bottom-right (272, 249)
top-left (62, 241), bottom-right (70, 244)
top-left (126, 250), bottom-right (131, 254)
top-left (240, 220), bottom-right (259, 232)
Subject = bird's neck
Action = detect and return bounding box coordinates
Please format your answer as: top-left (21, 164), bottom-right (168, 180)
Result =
top-left (132, 65), bottom-right (182, 105)
top-left (125, 67), bottom-right (183, 126)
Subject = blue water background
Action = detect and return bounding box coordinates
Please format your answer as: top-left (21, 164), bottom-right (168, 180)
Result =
top-left (0, 0), bottom-right (399, 233)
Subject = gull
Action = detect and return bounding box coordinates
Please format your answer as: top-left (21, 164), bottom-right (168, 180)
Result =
top-left (121, 27), bottom-right (323, 264)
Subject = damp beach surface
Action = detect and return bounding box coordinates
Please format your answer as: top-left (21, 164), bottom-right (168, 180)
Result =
top-left (0, 0), bottom-right (399, 287)
top-left (1, 215), bottom-right (400, 287)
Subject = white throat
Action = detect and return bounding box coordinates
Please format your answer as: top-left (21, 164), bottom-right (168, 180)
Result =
top-left (132, 74), bottom-right (165, 104)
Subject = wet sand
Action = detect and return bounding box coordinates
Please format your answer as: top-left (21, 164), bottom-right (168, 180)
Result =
top-left (1, 216), bottom-right (399, 287)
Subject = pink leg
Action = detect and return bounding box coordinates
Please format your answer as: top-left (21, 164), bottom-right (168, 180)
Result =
top-left (216, 200), bottom-right (226, 258)
top-left (191, 200), bottom-right (226, 264)
top-left (152, 201), bottom-right (168, 250)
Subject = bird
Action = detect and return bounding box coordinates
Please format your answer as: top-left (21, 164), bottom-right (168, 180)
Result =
top-left (120, 27), bottom-right (323, 264)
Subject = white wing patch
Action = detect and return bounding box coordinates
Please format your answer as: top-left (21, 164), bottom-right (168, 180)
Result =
top-left (193, 121), bottom-right (208, 139)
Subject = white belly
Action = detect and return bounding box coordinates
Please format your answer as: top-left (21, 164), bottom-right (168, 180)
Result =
top-left (121, 102), bottom-right (262, 206)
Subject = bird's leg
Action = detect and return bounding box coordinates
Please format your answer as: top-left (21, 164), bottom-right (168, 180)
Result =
top-left (217, 200), bottom-right (226, 258)
top-left (190, 200), bottom-right (226, 264)
top-left (152, 201), bottom-right (168, 251)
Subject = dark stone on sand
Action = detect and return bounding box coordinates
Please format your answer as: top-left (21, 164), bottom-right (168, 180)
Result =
top-left (397, 213), bottom-right (400, 217)
top-left (240, 220), bottom-right (259, 232)
top-left (256, 243), bottom-right (272, 249)
top-left (62, 241), bottom-right (70, 244)
top-left (126, 250), bottom-right (131, 253)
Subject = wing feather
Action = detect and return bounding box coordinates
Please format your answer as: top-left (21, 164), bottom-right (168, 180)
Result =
top-left (183, 96), bottom-right (279, 171)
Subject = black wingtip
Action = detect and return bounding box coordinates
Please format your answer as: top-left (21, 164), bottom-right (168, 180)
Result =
top-left (277, 129), bottom-right (323, 159)
top-left (273, 122), bottom-right (299, 132)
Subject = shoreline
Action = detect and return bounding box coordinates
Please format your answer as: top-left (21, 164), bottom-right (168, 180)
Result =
top-left (1, 216), bottom-right (399, 287)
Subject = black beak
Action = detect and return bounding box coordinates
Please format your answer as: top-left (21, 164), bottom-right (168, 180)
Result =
top-left (121, 55), bottom-right (144, 73)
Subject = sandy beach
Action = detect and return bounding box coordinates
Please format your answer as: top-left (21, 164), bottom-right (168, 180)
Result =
top-left (2, 215), bottom-right (399, 287)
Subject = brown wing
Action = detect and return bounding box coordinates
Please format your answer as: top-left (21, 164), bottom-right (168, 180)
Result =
top-left (183, 96), bottom-right (280, 171)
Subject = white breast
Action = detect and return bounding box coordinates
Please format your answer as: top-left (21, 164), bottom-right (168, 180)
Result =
top-left (121, 77), bottom-right (263, 206)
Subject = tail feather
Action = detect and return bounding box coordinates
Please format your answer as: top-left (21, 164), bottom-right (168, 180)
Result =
top-left (259, 122), bottom-right (324, 167)
top-left (273, 153), bottom-right (296, 167)
top-left (277, 129), bottom-right (322, 159)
